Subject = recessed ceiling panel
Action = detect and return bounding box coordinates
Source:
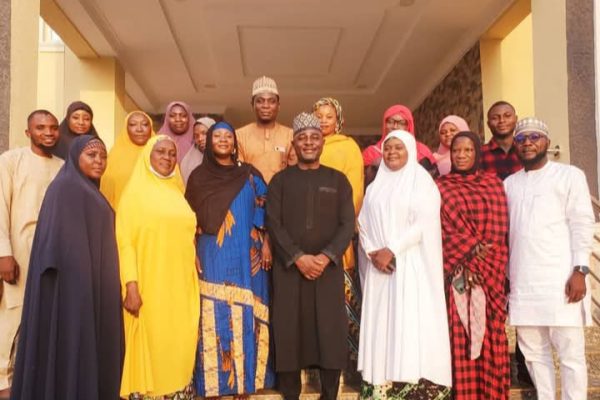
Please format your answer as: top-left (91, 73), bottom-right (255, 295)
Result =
top-left (239, 26), bottom-right (341, 77)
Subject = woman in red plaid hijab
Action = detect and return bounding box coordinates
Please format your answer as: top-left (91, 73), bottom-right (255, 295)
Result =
top-left (437, 131), bottom-right (510, 400)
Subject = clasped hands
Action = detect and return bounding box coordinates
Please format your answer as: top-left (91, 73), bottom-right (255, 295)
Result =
top-left (295, 253), bottom-right (331, 280)
top-left (368, 248), bottom-right (395, 274)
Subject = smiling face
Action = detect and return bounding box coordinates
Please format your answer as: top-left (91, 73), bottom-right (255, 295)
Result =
top-left (127, 112), bottom-right (152, 146)
top-left (292, 128), bottom-right (324, 166)
top-left (487, 104), bottom-right (517, 139)
top-left (168, 104), bottom-right (190, 135)
top-left (451, 136), bottom-right (476, 172)
top-left (149, 139), bottom-right (177, 176)
top-left (439, 122), bottom-right (460, 148)
top-left (27, 113), bottom-right (59, 155)
top-left (78, 141), bottom-right (107, 179)
top-left (514, 131), bottom-right (549, 170)
top-left (314, 104), bottom-right (337, 136)
top-left (211, 128), bottom-right (235, 164)
top-left (382, 137), bottom-right (408, 171)
top-left (252, 93), bottom-right (279, 124)
top-left (68, 109), bottom-right (93, 135)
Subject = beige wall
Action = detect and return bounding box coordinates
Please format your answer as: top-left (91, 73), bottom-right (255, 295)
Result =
top-left (480, 0), bottom-right (569, 163)
top-left (37, 42), bottom-right (128, 149)
top-left (480, 14), bottom-right (535, 139)
top-left (9, 0), bottom-right (40, 148)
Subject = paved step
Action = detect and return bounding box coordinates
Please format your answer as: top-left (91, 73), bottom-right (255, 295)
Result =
top-left (197, 327), bottom-right (600, 399)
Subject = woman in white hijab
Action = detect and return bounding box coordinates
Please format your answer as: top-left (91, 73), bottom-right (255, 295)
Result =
top-left (357, 130), bottom-right (452, 399)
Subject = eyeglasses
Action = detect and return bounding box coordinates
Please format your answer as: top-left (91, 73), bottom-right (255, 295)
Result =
top-left (514, 132), bottom-right (545, 144)
top-left (386, 118), bottom-right (409, 128)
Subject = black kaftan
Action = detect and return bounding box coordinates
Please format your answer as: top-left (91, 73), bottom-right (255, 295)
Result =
top-left (10, 135), bottom-right (123, 400)
top-left (267, 165), bottom-right (355, 372)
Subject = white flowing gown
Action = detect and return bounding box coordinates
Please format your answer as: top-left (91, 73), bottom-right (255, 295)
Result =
top-left (357, 131), bottom-right (452, 387)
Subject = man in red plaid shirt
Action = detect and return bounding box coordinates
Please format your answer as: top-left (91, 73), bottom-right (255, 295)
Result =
top-left (481, 101), bottom-right (522, 180)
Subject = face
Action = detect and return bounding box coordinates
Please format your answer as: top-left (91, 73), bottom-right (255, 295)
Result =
top-left (26, 113), bottom-right (59, 152)
top-left (314, 105), bottom-right (337, 136)
top-left (68, 109), bottom-right (93, 135)
top-left (451, 136), bottom-right (476, 172)
top-left (487, 104), bottom-right (517, 138)
top-left (385, 113), bottom-right (410, 135)
top-left (292, 128), bottom-right (324, 164)
top-left (439, 122), bottom-right (460, 148)
top-left (193, 124), bottom-right (208, 151)
top-left (168, 105), bottom-right (190, 135)
top-left (382, 137), bottom-right (409, 171)
top-left (150, 140), bottom-right (177, 176)
top-left (252, 93), bottom-right (279, 124)
top-left (78, 142), bottom-right (107, 180)
top-left (126, 112), bottom-right (152, 146)
top-left (211, 128), bottom-right (235, 161)
top-left (514, 131), bottom-right (549, 168)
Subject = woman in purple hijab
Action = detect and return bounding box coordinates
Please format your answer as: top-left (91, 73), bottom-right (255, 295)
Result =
top-left (158, 101), bottom-right (194, 163)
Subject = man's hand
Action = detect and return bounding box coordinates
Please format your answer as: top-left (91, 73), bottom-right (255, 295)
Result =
top-left (0, 256), bottom-right (19, 284)
top-left (261, 233), bottom-right (273, 271)
top-left (296, 255), bottom-right (325, 280)
top-left (123, 281), bottom-right (143, 317)
top-left (368, 248), bottom-right (395, 274)
top-left (565, 271), bottom-right (587, 303)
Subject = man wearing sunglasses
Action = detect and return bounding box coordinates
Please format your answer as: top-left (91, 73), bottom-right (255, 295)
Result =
top-left (504, 117), bottom-right (594, 400)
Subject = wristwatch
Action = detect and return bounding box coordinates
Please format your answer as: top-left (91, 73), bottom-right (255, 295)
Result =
top-left (573, 266), bottom-right (590, 275)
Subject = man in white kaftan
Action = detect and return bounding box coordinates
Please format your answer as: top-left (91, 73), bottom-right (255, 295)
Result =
top-left (0, 110), bottom-right (63, 397)
top-left (504, 117), bottom-right (594, 400)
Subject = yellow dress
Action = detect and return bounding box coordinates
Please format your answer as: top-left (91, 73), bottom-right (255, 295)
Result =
top-left (117, 135), bottom-right (199, 397)
top-left (319, 132), bottom-right (364, 364)
top-left (100, 111), bottom-right (156, 209)
top-left (320, 134), bottom-right (364, 222)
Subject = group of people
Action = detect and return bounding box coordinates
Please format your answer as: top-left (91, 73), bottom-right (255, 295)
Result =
top-left (0, 75), bottom-right (594, 400)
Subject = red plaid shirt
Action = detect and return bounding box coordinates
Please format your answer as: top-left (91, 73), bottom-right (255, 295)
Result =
top-left (480, 138), bottom-right (522, 180)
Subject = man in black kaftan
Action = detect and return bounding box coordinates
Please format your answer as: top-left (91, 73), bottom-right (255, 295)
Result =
top-left (267, 112), bottom-right (355, 400)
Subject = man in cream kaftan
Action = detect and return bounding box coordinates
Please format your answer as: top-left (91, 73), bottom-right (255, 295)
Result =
top-left (0, 111), bottom-right (63, 395)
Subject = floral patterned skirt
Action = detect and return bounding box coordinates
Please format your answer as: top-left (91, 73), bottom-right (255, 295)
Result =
top-left (360, 379), bottom-right (451, 400)
top-left (128, 382), bottom-right (195, 400)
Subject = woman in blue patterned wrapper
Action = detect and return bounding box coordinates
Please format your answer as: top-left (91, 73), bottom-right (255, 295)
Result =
top-left (184, 121), bottom-right (274, 398)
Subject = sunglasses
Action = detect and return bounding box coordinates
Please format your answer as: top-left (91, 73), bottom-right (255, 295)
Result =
top-left (514, 132), bottom-right (546, 144)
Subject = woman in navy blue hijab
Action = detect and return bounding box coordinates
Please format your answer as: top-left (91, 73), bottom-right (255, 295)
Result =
top-left (10, 135), bottom-right (123, 400)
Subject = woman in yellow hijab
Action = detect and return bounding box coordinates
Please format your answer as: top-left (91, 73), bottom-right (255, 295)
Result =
top-left (100, 111), bottom-right (155, 209)
top-left (117, 135), bottom-right (199, 399)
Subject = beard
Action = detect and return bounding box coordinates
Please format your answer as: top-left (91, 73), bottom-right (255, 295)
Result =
top-left (519, 143), bottom-right (549, 169)
top-left (35, 141), bottom-right (56, 156)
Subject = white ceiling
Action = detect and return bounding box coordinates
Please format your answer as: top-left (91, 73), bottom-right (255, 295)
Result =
top-left (55, 0), bottom-right (514, 131)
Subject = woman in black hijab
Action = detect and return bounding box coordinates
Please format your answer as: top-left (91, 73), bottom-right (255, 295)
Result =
top-left (51, 101), bottom-right (99, 159)
top-left (10, 135), bottom-right (123, 400)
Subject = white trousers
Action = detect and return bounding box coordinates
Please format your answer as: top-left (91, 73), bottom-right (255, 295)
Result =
top-left (517, 326), bottom-right (587, 400)
top-left (0, 285), bottom-right (21, 390)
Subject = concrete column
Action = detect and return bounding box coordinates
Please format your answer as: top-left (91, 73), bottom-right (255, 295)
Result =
top-left (565, 0), bottom-right (597, 196)
top-left (0, 0), bottom-right (11, 152)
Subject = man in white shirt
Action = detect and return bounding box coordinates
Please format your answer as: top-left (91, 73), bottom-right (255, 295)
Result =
top-left (504, 117), bottom-right (594, 400)
top-left (0, 110), bottom-right (63, 398)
